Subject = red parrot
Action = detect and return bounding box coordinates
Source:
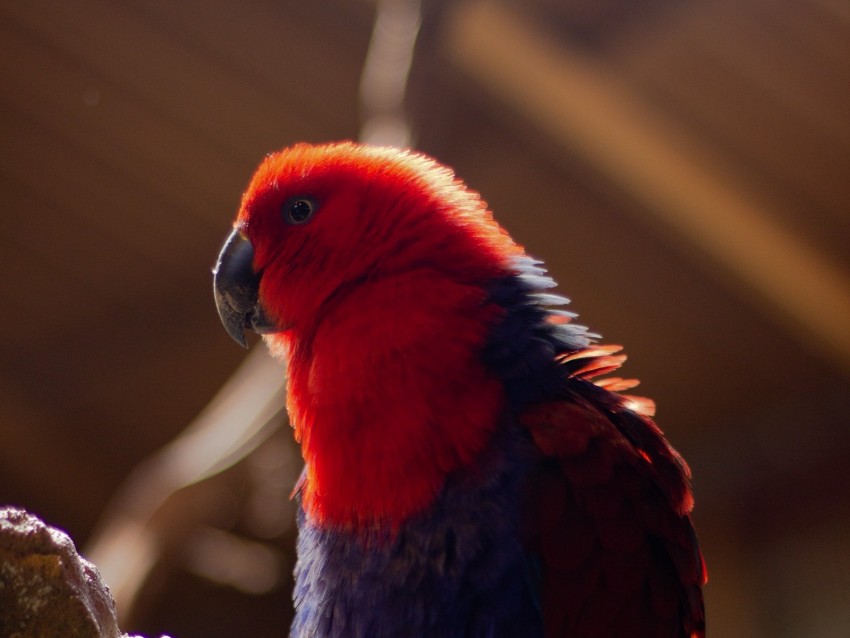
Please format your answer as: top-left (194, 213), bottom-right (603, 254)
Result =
top-left (213, 142), bottom-right (706, 637)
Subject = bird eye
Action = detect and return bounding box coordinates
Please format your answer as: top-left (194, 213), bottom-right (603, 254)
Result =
top-left (283, 197), bottom-right (317, 225)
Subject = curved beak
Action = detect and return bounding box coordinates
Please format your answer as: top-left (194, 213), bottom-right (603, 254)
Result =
top-left (213, 229), bottom-right (274, 347)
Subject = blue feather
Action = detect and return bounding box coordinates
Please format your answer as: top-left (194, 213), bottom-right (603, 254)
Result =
top-left (483, 256), bottom-right (592, 407)
top-left (291, 426), bottom-right (543, 638)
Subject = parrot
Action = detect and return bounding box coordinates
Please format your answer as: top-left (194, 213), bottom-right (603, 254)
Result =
top-left (212, 141), bottom-right (706, 638)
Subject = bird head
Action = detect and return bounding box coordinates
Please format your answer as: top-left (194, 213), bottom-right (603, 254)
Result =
top-left (214, 141), bottom-right (520, 348)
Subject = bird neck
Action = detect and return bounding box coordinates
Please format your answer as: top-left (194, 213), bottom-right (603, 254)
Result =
top-left (279, 270), bottom-right (507, 531)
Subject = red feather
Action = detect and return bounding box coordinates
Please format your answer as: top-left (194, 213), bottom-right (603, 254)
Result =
top-left (236, 142), bottom-right (523, 529)
top-left (521, 379), bottom-right (706, 637)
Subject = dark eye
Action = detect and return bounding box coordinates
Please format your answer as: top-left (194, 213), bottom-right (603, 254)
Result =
top-left (283, 197), bottom-right (317, 225)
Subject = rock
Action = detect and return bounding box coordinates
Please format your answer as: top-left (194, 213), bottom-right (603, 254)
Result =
top-left (0, 507), bottom-right (122, 638)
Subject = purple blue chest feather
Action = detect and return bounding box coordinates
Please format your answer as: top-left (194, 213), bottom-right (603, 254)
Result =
top-left (291, 425), bottom-right (543, 638)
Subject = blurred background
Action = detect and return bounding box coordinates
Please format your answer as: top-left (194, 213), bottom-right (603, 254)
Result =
top-left (1, 0), bottom-right (849, 636)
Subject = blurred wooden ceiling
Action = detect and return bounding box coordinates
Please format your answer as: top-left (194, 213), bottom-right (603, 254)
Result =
top-left (1, 1), bottom-right (849, 636)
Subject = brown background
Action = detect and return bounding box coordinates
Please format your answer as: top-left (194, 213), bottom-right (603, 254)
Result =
top-left (2, 1), bottom-right (849, 636)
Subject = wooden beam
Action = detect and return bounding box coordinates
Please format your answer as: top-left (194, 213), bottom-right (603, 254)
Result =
top-left (445, 0), bottom-right (850, 375)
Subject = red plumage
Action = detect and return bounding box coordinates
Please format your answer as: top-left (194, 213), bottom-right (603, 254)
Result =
top-left (237, 143), bottom-right (521, 528)
top-left (221, 141), bottom-right (706, 636)
top-left (523, 361), bottom-right (706, 637)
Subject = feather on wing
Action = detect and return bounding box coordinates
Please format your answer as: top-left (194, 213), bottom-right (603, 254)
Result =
top-left (521, 352), bottom-right (706, 638)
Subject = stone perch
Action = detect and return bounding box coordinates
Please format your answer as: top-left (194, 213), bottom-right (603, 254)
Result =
top-left (0, 507), bottom-right (159, 638)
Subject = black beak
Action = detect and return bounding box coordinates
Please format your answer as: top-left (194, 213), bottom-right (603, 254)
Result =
top-left (213, 229), bottom-right (273, 347)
